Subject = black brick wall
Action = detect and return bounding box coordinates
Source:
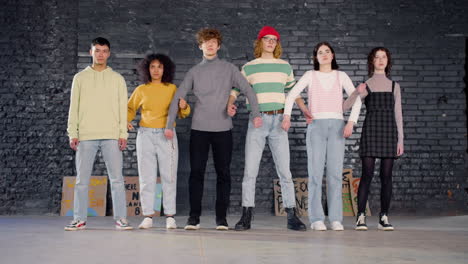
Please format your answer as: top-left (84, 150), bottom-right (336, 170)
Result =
top-left (1, 0), bottom-right (467, 215)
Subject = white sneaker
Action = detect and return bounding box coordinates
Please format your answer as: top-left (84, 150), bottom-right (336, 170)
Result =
top-left (138, 217), bottom-right (153, 229)
top-left (115, 218), bottom-right (133, 230)
top-left (311, 221), bottom-right (327, 231)
top-left (378, 214), bottom-right (394, 231)
top-left (330, 221), bottom-right (344, 231)
top-left (166, 217), bottom-right (177, 229)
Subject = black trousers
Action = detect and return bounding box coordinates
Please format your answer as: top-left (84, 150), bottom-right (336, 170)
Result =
top-left (189, 129), bottom-right (232, 219)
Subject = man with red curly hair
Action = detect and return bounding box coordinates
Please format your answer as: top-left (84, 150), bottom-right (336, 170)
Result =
top-left (228, 26), bottom-right (309, 231)
top-left (165, 28), bottom-right (262, 231)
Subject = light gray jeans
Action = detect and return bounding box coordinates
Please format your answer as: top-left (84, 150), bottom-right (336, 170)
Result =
top-left (136, 127), bottom-right (178, 216)
top-left (306, 119), bottom-right (345, 223)
top-left (242, 114), bottom-right (296, 208)
top-left (74, 139), bottom-right (126, 221)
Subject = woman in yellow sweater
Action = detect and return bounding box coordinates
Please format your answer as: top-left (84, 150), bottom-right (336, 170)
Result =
top-left (128, 54), bottom-right (190, 229)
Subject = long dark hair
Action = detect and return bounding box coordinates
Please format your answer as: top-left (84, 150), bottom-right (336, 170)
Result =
top-left (137, 53), bottom-right (175, 84)
top-left (312, 42), bottom-right (339, 71)
top-left (367, 47), bottom-right (392, 77)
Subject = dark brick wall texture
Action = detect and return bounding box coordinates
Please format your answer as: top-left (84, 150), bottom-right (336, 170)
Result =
top-left (1, 0), bottom-right (467, 216)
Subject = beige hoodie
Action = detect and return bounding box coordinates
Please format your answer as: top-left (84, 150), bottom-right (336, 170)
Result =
top-left (67, 66), bottom-right (128, 140)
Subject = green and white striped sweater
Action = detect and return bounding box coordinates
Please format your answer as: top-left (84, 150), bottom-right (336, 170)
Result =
top-left (231, 58), bottom-right (296, 112)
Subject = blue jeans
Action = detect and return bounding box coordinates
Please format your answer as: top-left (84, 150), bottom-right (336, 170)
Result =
top-left (136, 127), bottom-right (178, 216)
top-left (306, 119), bottom-right (345, 223)
top-left (74, 139), bottom-right (127, 221)
top-left (242, 114), bottom-right (296, 208)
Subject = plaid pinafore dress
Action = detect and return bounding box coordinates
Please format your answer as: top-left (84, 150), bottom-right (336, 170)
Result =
top-left (359, 81), bottom-right (397, 158)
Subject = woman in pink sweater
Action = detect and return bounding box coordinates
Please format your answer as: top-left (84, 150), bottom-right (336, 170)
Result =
top-left (283, 42), bottom-right (361, 231)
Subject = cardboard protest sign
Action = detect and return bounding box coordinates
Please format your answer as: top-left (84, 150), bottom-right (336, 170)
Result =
top-left (60, 176), bottom-right (107, 217)
top-left (342, 169), bottom-right (355, 216)
top-left (274, 169), bottom-right (362, 216)
top-left (274, 178), bottom-right (308, 216)
top-left (125, 176), bottom-right (162, 217)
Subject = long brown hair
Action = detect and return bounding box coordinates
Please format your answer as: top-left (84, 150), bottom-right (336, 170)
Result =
top-left (312, 42), bottom-right (339, 70)
top-left (253, 39), bottom-right (282, 58)
top-left (367, 47), bottom-right (392, 77)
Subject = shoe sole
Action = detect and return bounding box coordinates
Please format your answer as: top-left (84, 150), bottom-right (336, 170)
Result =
top-left (166, 226), bottom-right (177, 229)
top-left (184, 224), bottom-right (200, 230)
top-left (332, 228), bottom-right (344, 231)
top-left (288, 226), bottom-right (307, 231)
top-left (64, 226), bottom-right (86, 231)
top-left (355, 226), bottom-right (368, 231)
top-left (116, 226), bottom-right (134, 230)
top-left (216, 226), bottom-right (229, 231)
top-left (138, 225), bottom-right (152, 229)
top-left (234, 227), bottom-right (250, 231)
top-left (378, 224), bottom-right (394, 231)
top-left (311, 226), bottom-right (327, 231)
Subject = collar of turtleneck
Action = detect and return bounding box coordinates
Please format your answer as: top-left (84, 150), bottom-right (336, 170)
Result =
top-left (372, 72), bottom-right (388, 80)
top-left (201, 55), bottom-right (219, 64)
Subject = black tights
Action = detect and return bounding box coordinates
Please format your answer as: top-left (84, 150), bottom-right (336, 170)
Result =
top-left (357, 157), bottom-right (394, 215)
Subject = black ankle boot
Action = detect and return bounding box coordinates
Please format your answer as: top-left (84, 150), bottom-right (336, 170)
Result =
top-left (235, 207), bottom-right (253, 231)
top-left (285, 207), bottom-right (306, 231)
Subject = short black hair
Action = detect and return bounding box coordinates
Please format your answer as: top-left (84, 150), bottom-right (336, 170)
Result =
top-left (91, 37), bottom-right (111, 49)
top-left (312, 42), bottom-right (339, 70)
top-left (137, 53), bottom-right (175, 84)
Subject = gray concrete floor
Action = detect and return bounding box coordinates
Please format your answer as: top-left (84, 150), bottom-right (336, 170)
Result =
top-left (0, 215), bottom-right (467, 264)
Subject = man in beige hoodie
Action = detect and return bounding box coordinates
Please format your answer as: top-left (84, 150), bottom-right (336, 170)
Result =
top-left (65, 37), bottom-right (132, 231)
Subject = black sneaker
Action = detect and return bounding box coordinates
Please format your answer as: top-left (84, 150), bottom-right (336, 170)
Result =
top-left (355, 213), bottom-right (368, 231)
top-left (184, 216), bottom-right (200, 230)
top-left (64, 220), bottom-right (86, 231)
top-left (216, 218), bottom-right (229, 231)
top-left (378, 213), bottom-right (394, 231)
top-left (235, 207), bottom-right (253, 231)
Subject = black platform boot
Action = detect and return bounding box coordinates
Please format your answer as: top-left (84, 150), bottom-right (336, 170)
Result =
top-left (285, 207), bottom-right (306, 231)
top-left (235, 207), bottom-right (253, 231)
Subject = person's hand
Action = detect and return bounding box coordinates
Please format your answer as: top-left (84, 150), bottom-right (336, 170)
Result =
top-left (303, 109), bottom-right (313, 124)
top-left (343, 122), bottom-right (354, 138)
top-left (227, 103), bottom-right (237, 117)
top-left (179, 98), bottom-right (188, 109)
top-left (164, 129), bottom-right (174, 140)
top-left (118, 138), bottom-right (127, 151)
top-left (69, 138), bottom-right (79, 151)
top-left (357, 83), bottom-right (366, 94)
top-left (127, 123), bottom-right (134, 131)
top-left (281, 115), bottom-right (291, 132)
top-left (397, 143), bottom-right (404, 156)
top-left (253, 116), bottom-right (262, 128)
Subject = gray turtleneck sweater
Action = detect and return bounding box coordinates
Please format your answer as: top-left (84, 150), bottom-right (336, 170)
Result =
top-left (166, 56), bottom-right (260, 132)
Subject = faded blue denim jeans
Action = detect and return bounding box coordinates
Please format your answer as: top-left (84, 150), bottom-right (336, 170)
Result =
top-left (306, 119), bottom-right (345, 223)
top-left (74, 139), bottom-right (127, 221)
top-left (242, 114), bottom-right (296, 208)
top-left (136, 127), bottom-right (178, 216)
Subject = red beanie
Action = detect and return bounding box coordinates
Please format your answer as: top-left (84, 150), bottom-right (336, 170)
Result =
top-left (257, 26), bottom-right (280, 41)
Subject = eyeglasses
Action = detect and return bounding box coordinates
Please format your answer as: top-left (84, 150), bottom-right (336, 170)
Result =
top-left (262, 36), bottom-right (278, 43)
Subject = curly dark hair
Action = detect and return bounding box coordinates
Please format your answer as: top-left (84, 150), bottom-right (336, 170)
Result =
top-left (312, 42), bottom-right (339, 71)
top-left (367, 47), bottom-right (392, 77)
top-left (137, 53), bottom-right (175, 84)
top-left (196, 28), bottom-right (222, 46)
